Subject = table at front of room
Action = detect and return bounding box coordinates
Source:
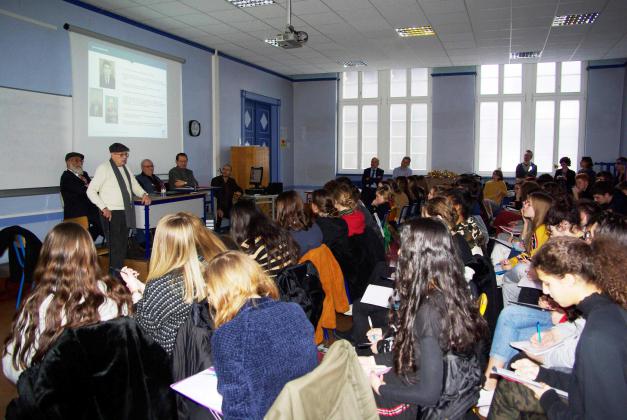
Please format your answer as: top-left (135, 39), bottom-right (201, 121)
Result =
top-left (133, 192), bottom-right (207, 259)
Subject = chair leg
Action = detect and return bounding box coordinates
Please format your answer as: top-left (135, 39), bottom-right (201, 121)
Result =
top-left (15, 272), bottom-right (25, 310)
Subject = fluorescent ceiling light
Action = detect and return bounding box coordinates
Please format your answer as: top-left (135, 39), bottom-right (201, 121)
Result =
top-left (342, 60), bottom-right (367, 68)
top-left (226, 0), bottom-right (275, 8)
top-left (265, 38), bottom-right (280, 47)
top-left (552, 13), bottom-right (598, 26)
top-left (395, 26), bottom-right (435, 37)
top-left (510, 51), bottom-right (542, 59)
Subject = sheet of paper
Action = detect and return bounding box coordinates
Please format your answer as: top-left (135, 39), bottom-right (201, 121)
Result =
top-left (492, 367), bottom-right (568, 398)
top-left (171, 368), bottom-right (223, 413)
top-left (360, 284), bottom-right (394, 308)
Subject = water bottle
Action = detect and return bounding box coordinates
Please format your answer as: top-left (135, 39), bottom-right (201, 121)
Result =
top-left (160, 184), bottom-right (166, 198)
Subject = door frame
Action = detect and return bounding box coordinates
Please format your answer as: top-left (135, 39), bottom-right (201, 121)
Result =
top-left (240, 90), bottom-right (281, 182)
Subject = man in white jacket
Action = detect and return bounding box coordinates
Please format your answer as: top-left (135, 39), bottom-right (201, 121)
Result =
top-left (87, 143), bottom-right (150, 274)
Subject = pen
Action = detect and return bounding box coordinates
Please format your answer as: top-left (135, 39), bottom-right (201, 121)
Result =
top-left (536, 322), bottom-right (542, 343)
top-left (368, 316), bottom-right (373, 329)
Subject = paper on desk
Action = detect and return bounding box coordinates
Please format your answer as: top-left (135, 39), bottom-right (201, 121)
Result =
top-left (171, 368), bottom-right (222, 413)
top-left (361, 285), bottom-right (393, 308)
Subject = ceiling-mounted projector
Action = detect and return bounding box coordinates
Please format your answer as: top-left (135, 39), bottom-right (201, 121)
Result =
top-left (275, 24), bottom-right (308, 49)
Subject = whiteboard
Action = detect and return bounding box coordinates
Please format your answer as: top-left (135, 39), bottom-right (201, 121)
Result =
top-left (0, 87), bottom-right (72, 190)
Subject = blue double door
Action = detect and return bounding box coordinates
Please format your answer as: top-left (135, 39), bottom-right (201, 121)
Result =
top-left (243, 99), bottom-right (271, 148)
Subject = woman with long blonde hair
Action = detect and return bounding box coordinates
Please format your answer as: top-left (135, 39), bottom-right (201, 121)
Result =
top-left (206, 251), bottom-right (317, 419)
top-left (2, 222), bottom-right (131, 383)
top-left (121, 212), bottom-right (225, 355)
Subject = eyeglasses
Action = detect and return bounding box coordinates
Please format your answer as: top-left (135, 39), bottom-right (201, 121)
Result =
top-left (113, 152), bottom-right (129, 157)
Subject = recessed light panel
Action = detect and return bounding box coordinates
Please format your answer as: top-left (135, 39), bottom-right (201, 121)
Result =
top-left (510, 51), bottom-right (542, 59)
top-left (342, 61), bottom-right (367, 68)
top-left (265, 39), bottom-right (280, 47)
top-left (395, 26), bottom-right (435, 37)
top-left (552, 13), bottom-right (598, 26)
top-left (227, 0), bottom-right (275, 8)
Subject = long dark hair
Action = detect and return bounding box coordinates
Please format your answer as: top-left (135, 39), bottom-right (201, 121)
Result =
top-left (230, 199), bottom-right (299, 265)
top-left (393, 218), bottom-right (487, 378)
top-left (276, 190), bottom-right (311, 231)
top-left (3, 223), bottom-right (131, 369)
top-left (311, 189), bottom-right (338, 217)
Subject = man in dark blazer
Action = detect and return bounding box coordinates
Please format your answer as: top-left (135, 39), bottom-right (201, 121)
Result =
top-left (60, 152), bottom-right (102, 240)
top-left (135, 159), bottom-right (164, 194)
top-left (210, 163), bottom-right (243, 229)
top-left (361, 157), bottom-right (384, 208)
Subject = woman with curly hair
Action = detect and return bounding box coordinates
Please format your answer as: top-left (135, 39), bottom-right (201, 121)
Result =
top-left (488, 237), bottom-right (627, 419)
top-left (2, 222), bottom-right (131, 383)
top-left (231, 199), bottom-right (299, 277)
top-left (361, 218), bottom-right (487, 418)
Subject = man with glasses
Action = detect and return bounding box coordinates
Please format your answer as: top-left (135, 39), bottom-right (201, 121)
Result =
top-left (136, 159), bottom-right (164, 194)
top-left (87, 143), bottom-right (151, 275)
top-left (168, 152), bottom-right (198, 189)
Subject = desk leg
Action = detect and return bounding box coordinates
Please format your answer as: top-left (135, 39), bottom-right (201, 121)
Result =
top-left (144, 205), bottom-right (150, 260)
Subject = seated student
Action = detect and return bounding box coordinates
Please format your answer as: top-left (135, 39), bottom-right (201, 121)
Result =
top-left (407, 175), bottom-right (426, 205)
top-left (591, 180), bottom-right (627, 215)
top-left (332, 183), bottom-right (365, 237)
top-left (230, 199), bottom-right (299, 277)
top-left (572, 172), bottom-right (593, 201)
top-left (577, 156), bottom-right (596, 180)
top-left (390, 179), bottom-right (409, 221)
top-left (545, 197), bottom-right (582, 239)
top-left (371, 184), bottom-right (393, 224)
top-left (576, 199), bottom-right (601, 234)
top-left (361, 218), bottom-right (487, 419)
top-left (613, 156), bottom-right (627, 185)
top-left (500, 191), bottom-right (552, 305)
top-left (2, 222), bottom-right (130, 384)
top-left (205, 251), bottom-right (318, 419)
top-left (553, 156), bottom-right (576, 190)
top-left (276, 190), bottom-right (322, 257)
top-left (333, 177), bottom-right (383, 241)
top-left (120, 212), bottom-right (226, 355)
top-left (310, 189), bottom-right (349, 252)
top-left (595, 170), bottom-right (613, 183)
top-left (483, 169), bottom-right (508, 215)
top-left (446, 189), bottom-right (486, 255)
top-left (488, 237), bottom-right (627, 420)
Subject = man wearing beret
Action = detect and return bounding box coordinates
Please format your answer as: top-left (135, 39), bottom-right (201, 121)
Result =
top-left (60, 152), bottom-right (102, 240)
top-left (87, 143), bottom-right (151, 274)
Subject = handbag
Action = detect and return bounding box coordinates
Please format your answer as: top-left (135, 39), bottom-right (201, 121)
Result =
top-left (420, 351), bottom-right (481, 420)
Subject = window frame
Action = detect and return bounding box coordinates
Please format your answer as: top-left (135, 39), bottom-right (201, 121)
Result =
top-left (475, 62), bottom-right (586, 177)
top-left (338, 68), bottom-right (432, 174)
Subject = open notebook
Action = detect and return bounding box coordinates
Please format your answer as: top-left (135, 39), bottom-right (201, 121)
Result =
top-left (171, 368), bottom-right (223, 416)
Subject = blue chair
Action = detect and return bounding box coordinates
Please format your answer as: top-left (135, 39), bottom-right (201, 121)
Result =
top-left (13, 235), bottom-right (29, 310)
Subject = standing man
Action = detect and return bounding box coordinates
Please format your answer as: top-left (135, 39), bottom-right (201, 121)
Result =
top-left (210, 164), bottom-right (243, 229)
top-left (60, 152), bottom-right (102, 240)
top-left (515, 150), bottom-right (538, 180)
top-left (136, 159), bottom-right (164, 194)
top-left (168, 152), bottom-right (199, 189)
top-left (392, 156), bottom-right (412, 178)
top-left (87, 143), bottom-right (150, 274)
top-left (361, 157), bottom-right (384, 207)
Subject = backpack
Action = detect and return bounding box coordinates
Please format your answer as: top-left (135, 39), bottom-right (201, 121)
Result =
top-left (275, 262), bottom-right (325, 329)
top-left (420, 352), bottom-right (481, 420)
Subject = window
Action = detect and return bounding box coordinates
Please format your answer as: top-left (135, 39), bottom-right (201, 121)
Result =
top-left (339, 68), bottom-right (431, 172)
top-left (476, 62), bottom-right (584, 175)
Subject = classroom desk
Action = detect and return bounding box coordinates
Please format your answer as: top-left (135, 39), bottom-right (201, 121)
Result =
top-left (242, 194), bottom-right (278, 218)
top-left (133, 191), bottom-right (207, 259)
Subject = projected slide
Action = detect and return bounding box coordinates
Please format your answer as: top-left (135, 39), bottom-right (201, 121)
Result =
top-left (88, 42), bottom-right (167, 138)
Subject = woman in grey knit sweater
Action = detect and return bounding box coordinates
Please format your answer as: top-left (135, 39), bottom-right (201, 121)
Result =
top-left (121, 212), bottom-right (225, 354)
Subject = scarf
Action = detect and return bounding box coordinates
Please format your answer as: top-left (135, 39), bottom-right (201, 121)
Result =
top-left (109, 159), bottom-right (136, 227)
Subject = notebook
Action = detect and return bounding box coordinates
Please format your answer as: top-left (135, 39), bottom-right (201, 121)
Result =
top-left (171, 368), bottom-right (223, 414)
top-left (492, 367), bottom-right (568, 398)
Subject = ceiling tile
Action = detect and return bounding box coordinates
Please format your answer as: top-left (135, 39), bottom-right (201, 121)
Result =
top-left (114, 6), bottom-right (165, 21)
top-left (175, 13), bottom-right (222, 26)
top-left (147, 1), bottom-right (200, 16)
top-left (179, 0), bottom-right (234, 12)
